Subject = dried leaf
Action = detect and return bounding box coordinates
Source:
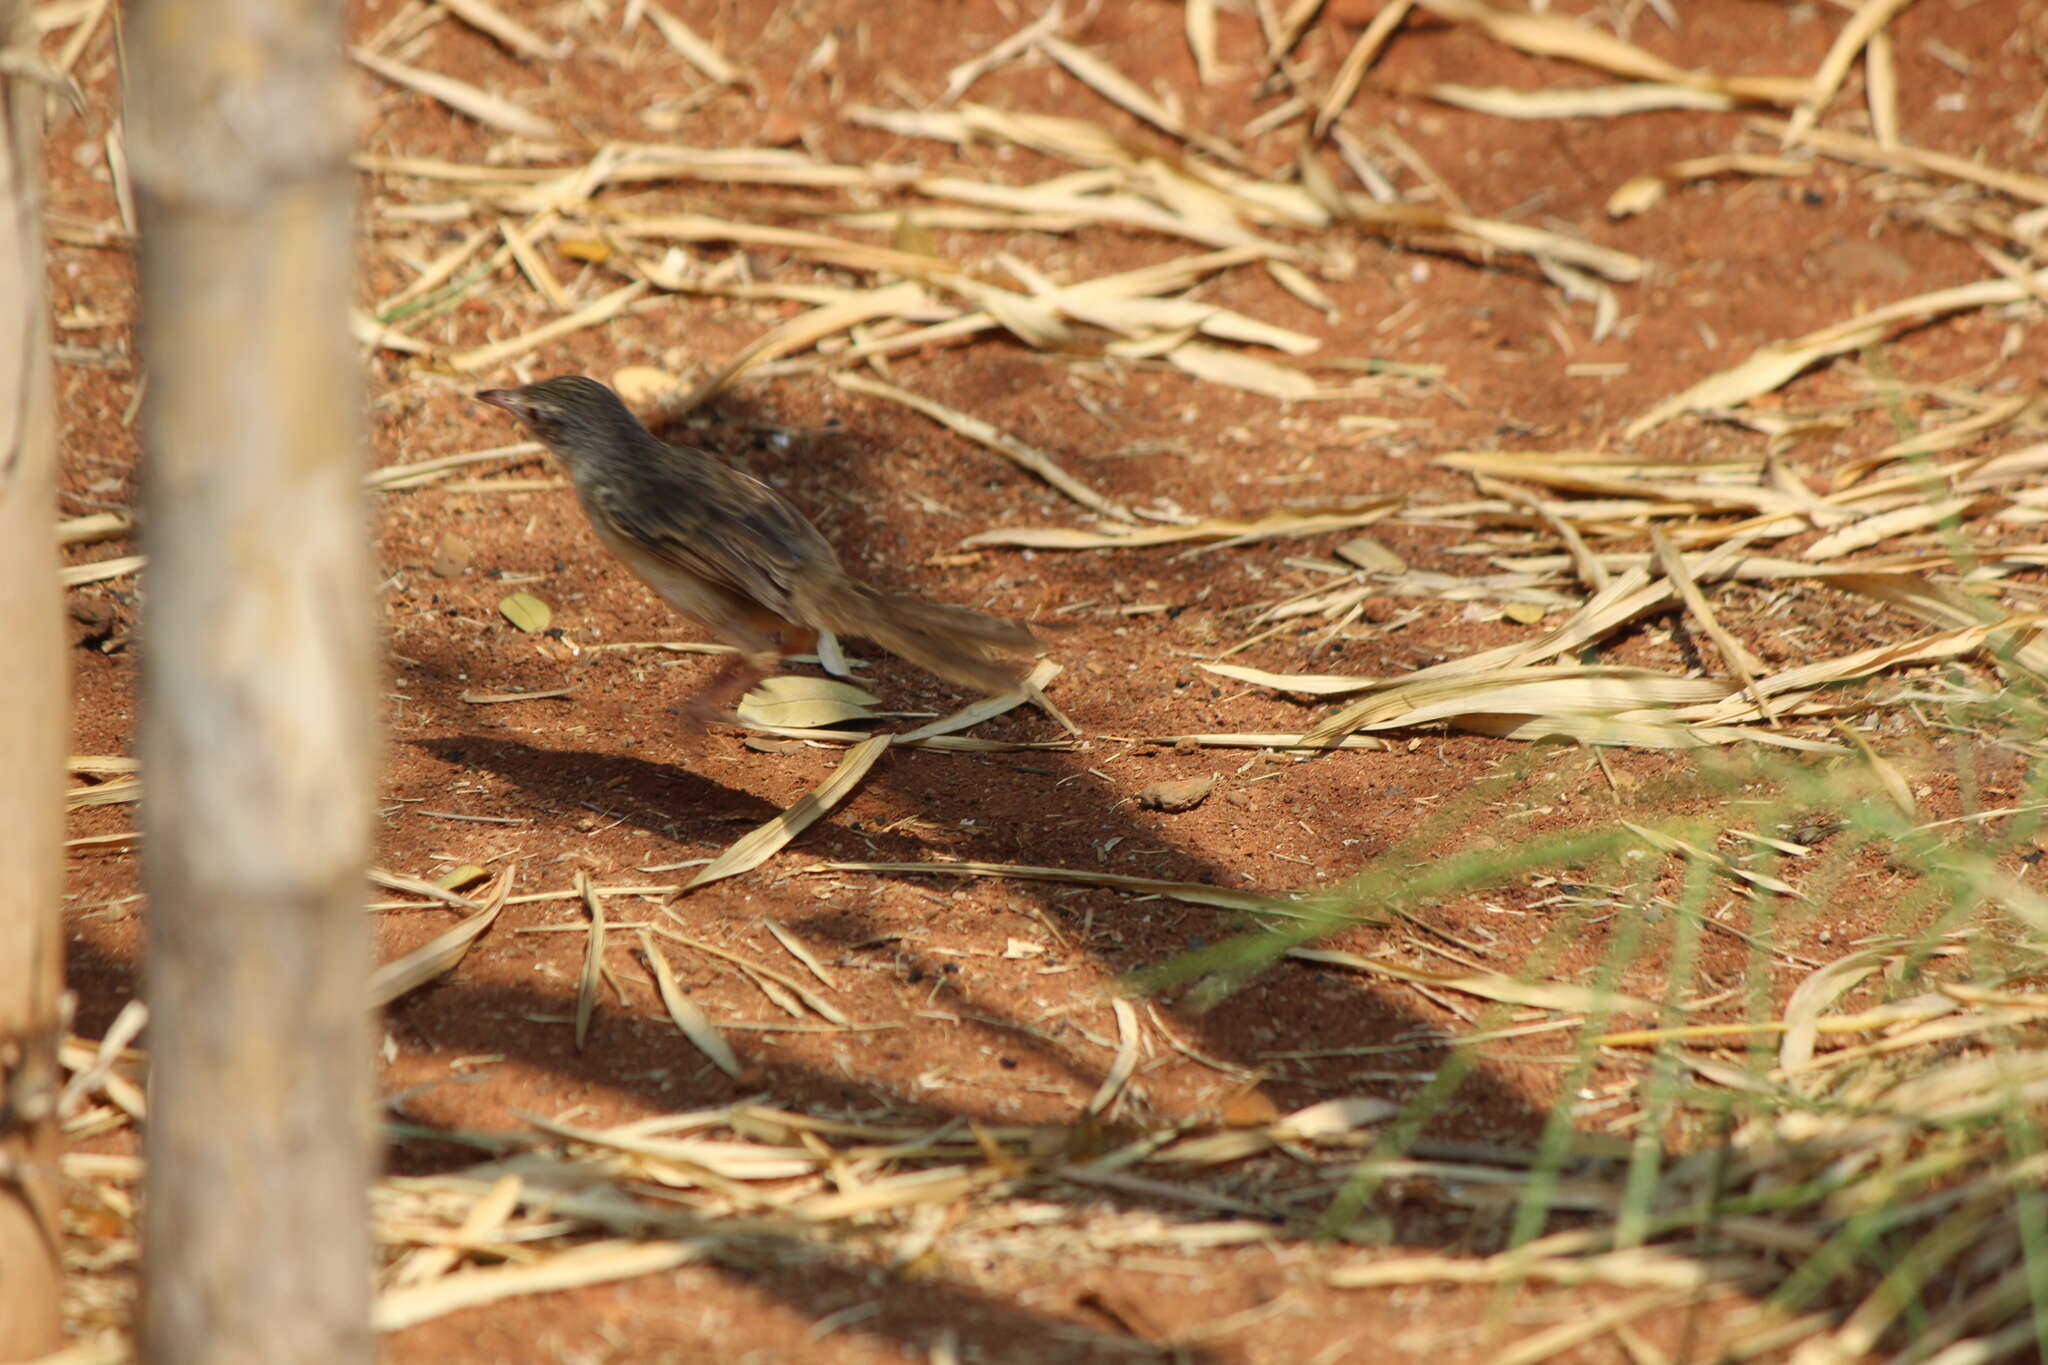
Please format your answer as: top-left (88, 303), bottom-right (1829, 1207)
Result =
top-left (735, 676), bottom-right (882, 729)
top-left (637, 929), bottom-right (743, 1077)
top-left (369, 867), bottom-right (514, 1009)
top-left (498, 592), bottom-right (552, 633)
top-left (685, 735), bottom-right (891, 891)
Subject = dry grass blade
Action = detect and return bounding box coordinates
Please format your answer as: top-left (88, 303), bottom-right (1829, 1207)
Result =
top-left (387, 1173), bottom-right (524, 1287)
top-left (1418, 0), bottom-right (1806, 103)
top-left (1487, 479), bottom-right (1609, 590)
top-left (1820, 570), bottom-right (2048, 677)
top-left (762, 919), bottom-right (835, 991)
top-left (1344, 201), bottom-right (1644, 282)
top-left (1866, 27), bottom-right (1899, 146)
top-left (852, 103), bottom-right (1133, 171)
top-left (1622, 821), bottom-right (1801, 898)
top-left (1430, 82), bottom-right (1736, 120)
top-left (59, 998), bottom-right (148, 1121)
top-left (366, 442), bottom-right (543, 491)
top-left (1627, 264), bottom-right (2048, 435)
top-left (617, 213), bottom-right (955, 280)
top-left (1491, 1291), bottom-right (1692, 1365)
top-left (916, 172), bottom-right (1289, 255)
top-left (636, 929), bottom-right (743, 1078)
top-left (349, 46), bottom-right (560, 140)
top-left (1269, 0), bottom-right (1328, 64)
top-left (1290, 947), bottom-right (1656, 1015)
top-left (1865, 396), bottom-right (2041, 463)
top-left (1672, 623), bottom-right (2007, 727)
top-left (1759, 119), bottom-right (2048, 206)
top-left (814, 860), bottom-right (1298, 915)
top-left (1803, 495), bottom-right (1979, 560)
top-left (1085, 999), bottom-right (1142, 1117)
top-left (1038, 35), bottom-right (1244, 165)
top-left (1780, 0), bottom-right (1918, 143)
top-left (501, 212), bottom-right (569, 310)
top-left (684, 735), bottom-right (891, 892)
top-left (373, 1239), bottom-right (706, 1331)
top-left (57, 510), bottom-right (132, 546)
top-left (461, 686), bottom-right (573, 705)
top-left (831, 371), bottom-right (1131, 522)
top-left (1201, 662), bottom-right (1383, 696)
top-left (59, 553), bottom-right (144, 587)
top-left (1331, 1248), bottom-right (1728, 1290)
top-left (791, 1166), bottom-right (1007, 1221)
top-left (368, 868), bottom-right (482, 911)
top-left (1313, 0), bottom-right (1415, 136)
top-left (1185, 0), bottom-right (1220, 84)
top-left (1294, 571), bottom-right (1711, 739)
top-left (895, 659), bottom-right (1062, 743)
top-left (1650, 528), bottom-right (1775, 725)
top-left (1606, 153), bottom-right (1809, 218)
top-left (1166, 340), bottom-right (1321, 399)
top-left (368, 866), bottom-right (514, 1009)
top-left (65, 775), bottom-right (140, 810)
top-left (675, 280), bottom-right (931, 411)
top-left (642, 3), bottom-right (742, 84)
top-left (943, 1), bottom-right (1063, 103)
top-left (647, 930), bottom-right (850, 1025)
top-left (449, 280), bottom-right (650, 372)
top-left (353, 153), bottom-right (553, 186)
top-left (8, 1337), bottom-right (127, 1365)
top-left (438, 0), bottom-right (566, 61)
top-left (963, 497), bottom-right (1398, 552)
top-left (1310, 670), bottom-right (1731, 737)
top-left (574, 872), bottom-right (605, 1052)
top-left (1779, 951), bottom-right (1886, 1074)
top-left (350, 308), bottom-right (432, 355)
top-left (1127, 730), bottom-right (1388, 750)
top-left (67, 755), bottom-right (137, 774)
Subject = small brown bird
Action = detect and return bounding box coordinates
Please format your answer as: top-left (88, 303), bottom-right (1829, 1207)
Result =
top-left (478, 376), bottom-right (1037, 723)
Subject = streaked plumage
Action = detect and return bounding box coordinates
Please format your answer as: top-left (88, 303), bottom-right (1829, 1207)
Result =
top-left (477, 376), bottom-right (1036, 714)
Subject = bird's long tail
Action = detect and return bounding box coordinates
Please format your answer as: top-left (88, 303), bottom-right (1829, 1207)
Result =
top-left (795, 573), bottom-right (1037, 694)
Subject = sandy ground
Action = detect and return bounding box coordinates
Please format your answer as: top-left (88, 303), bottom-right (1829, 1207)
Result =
top-left (42, 0), bottom-right (2048, 1360)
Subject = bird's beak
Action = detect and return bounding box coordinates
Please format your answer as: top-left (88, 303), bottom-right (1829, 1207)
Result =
top-left (476, 388), bottom-right (531, 421)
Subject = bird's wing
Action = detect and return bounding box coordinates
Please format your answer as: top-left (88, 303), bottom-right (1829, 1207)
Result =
top-left (581, 448), bottom-right (839, 620)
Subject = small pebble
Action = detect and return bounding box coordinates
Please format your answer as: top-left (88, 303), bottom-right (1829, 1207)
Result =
top-left (1138, 775), bottom-right (1215, 812)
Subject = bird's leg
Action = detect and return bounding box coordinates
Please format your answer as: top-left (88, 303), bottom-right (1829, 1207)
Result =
top-left (677, 651), bottom-right (774, 731)
top-left (678, 617), bottom-right (817, 736)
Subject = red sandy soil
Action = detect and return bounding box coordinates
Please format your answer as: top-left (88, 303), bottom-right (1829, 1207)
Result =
top-left (42, 0), bottom-right (2048, 1360)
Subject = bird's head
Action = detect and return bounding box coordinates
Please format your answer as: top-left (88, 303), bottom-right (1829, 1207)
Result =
top-left (476, 376), bottom-right (641, 461)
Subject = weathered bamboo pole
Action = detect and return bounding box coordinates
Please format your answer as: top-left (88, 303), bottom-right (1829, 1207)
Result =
top-left (129, 1), bottom-right (377, 1360)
